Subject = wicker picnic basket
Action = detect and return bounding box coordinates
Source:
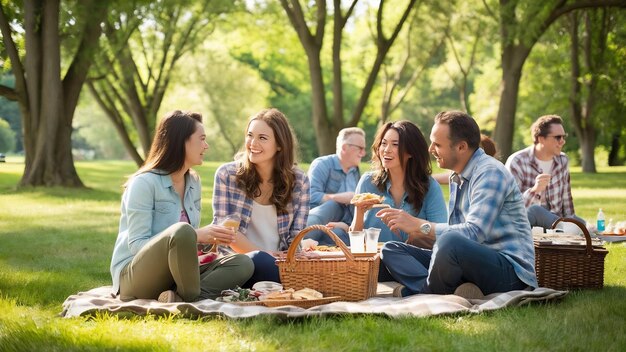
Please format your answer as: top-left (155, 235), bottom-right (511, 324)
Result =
top-left (276, 225), bottom-right (380, 302)
top-left (534, 218), bottom-right (608, 290)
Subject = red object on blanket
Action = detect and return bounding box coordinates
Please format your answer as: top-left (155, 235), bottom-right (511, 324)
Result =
top-left (198, 251), bottom-right (219, 265)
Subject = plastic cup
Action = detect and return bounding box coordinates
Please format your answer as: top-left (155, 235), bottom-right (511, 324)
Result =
top-left (349, 231), bottom-right (365, 253)
top-left (365, 227), bottom-right (381, 253)
top-left (220, 214), bottom-right (241, 232)
top-left (531, 226), bottom-right (544, 235)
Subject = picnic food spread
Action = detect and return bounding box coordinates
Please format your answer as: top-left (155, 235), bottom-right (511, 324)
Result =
top-left (216, 283), bottom-right (326, 303)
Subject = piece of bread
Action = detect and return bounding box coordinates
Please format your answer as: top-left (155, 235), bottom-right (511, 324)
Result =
top-left (293, 288), bottom-right (323, 300)
top-left (351, 193), bottom-right (384, 204)
top-left (259, 288), bottom-right (294, 300)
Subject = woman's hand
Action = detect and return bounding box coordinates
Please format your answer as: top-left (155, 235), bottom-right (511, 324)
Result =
top-left (196, 224), bottom-right (236, 245)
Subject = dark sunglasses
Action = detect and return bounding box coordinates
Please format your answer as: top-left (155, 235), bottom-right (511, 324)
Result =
top-left (546, 134), bottom-right (568, 142)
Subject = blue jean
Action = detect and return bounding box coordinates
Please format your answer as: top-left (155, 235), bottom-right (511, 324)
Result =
top-left (305, 200), bottom-right (352, 245)
top-left (242, 251), bottom-right (280, 288)
top-left (382, 232), bottom-right (527, 296)
top-left (527, 204), bottom-right (586, 229)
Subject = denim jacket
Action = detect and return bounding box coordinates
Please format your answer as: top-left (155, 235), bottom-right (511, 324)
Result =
top-left (110, 170), bottom-right (202, 293)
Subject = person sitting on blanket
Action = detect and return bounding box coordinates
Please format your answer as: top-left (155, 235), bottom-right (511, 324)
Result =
top-left (504, 114), bottom-right (585, 229)
top-left (350, 120), bottom-right (448, 282)
top-left (204, 108), bottom-right (310, 287)
top-left (378, 111), bottom-right (538, 298)
top-left (110, 110), bottom-right (254, 303)
top-left (304, 127), bottom-right (366, 246)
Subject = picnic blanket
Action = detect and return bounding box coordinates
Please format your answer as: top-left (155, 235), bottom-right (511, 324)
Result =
top-left (60, 283), bottom-right (567, 319)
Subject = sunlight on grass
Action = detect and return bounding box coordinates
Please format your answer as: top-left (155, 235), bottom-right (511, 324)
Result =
top-left (1, 159), bottom-right (626, 350)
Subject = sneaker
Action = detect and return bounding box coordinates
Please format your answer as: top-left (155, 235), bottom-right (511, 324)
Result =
top-left (157, 290), bottom-right (182, 303)
top-left (453, 282), bottom-right (484, 300)
top-left (393, 285), bottom-right (406, 298)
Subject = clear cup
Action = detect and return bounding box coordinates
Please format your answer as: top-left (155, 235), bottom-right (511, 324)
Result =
top-left (348, 231), bottom-right (365, 253)
top-left (365, 227), bottom-right (381, 253)
top-left (220, 214), bottom-right (241, 232)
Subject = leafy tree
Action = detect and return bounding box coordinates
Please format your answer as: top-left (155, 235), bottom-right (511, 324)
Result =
top-left (279, 0), bottom-right (418, 155)
top-left (87, 0), bottom-right (236, 166)
top-left (0, 0), bottom-right (110, 186)
top-left (489, 0), bottom-right (626, 160)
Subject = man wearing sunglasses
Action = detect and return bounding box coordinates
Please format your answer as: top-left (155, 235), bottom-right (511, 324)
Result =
top-left (305, 127), bottom-right (367, 245)
top-left (505, 115), bottom-right (584, 230)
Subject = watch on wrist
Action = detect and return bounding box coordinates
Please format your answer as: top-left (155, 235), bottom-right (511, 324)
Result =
top-left (419, 222), bottom-right (432, 235)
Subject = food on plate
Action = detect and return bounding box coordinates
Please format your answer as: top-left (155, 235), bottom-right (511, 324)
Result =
top-left (217, 287), bottom-right (263, 302)
top-left (350, 193), bottom-right (384, 205)
top-left (314, 245), bottom-right (342, 252)
top-left (293, 288), bottom-right (323, 300)
top-left (260, 288), bottom-right (295, 300)
top-left (259, 287), bottom-right (324, 301)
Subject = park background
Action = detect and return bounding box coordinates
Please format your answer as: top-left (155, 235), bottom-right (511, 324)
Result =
top-left (1, 1), bottom-right (625, 351)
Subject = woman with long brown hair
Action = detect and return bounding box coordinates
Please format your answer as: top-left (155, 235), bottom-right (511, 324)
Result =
top-left (110, 110), bottom-right (253, 303)
top-left (207, 108), bottom-right (310, 285)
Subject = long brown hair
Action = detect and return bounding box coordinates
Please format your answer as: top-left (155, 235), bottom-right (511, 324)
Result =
top-left (128, 110), bottom-right (202, 184)
top-left (235, 108), bottom-right (297, 214)
top-left (370, 121), bottom-right (431, 213)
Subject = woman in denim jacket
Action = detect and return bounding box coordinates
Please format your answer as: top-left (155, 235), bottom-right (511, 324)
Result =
top-left (350, 121), bottom-right (447, 281)
top-left (110, 111), bottom-right (253, 303)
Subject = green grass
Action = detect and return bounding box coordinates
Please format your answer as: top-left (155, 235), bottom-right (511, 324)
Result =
top-left (1, 159), bottom-right (625, 351)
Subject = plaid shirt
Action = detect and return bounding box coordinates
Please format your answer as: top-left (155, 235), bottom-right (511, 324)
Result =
top-left (505, 146), bottom-right (575, 218)
top-left (212, 162), bottom-right (310, 251)
top-left (434, 149), bottom-right (538, 288)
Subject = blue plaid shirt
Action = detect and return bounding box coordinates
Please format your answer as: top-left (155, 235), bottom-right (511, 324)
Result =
top-left (434, 149), bottom-right (538, 288)
top-left (212, 162), bottom-right (310, 251)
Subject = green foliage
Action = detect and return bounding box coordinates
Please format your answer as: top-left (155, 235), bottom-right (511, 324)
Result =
top-left (0, 117), bottom-right (15, 152)
top-left (1, 160), bottom-right (626, 350)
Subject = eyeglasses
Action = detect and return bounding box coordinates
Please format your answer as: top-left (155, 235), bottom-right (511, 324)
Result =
top-left (346, 143), bottom-right (366, 152)
top-left (546, 134), bottom-right (568, 142)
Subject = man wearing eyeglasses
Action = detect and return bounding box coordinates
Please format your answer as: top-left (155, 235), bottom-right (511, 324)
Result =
top-left (305, 127), bottom-right (367, 245)
top-left (505, 115), bottom-right (584, 230)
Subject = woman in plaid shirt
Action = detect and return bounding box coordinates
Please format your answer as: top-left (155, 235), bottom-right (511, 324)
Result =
top-left (206, 108), bottom-right (310, 287)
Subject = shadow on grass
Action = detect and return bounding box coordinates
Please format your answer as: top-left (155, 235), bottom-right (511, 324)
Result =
top-left (1, 185), bottom-right (122, 202)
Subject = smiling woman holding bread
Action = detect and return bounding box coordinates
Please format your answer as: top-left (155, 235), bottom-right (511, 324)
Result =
top-left (351, 121), bottom-right (447, 246)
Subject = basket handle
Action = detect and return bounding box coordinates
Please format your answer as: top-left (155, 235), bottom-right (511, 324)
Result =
top-left (550, 217), bottom-right (593, 255)
top-left (285, 224), bottom-right (356, 264)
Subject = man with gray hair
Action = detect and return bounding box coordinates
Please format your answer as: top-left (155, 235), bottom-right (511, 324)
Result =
top-left (305, 127), bottom-right (366, 245)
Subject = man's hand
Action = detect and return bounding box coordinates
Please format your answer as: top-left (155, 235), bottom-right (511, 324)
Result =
top-left (375, 208), bottom-right (419, 236)
top-left (531, 173), bottom-right (551, 193)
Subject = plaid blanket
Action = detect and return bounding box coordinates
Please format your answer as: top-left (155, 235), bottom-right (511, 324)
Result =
top-left (60, 284), bottom-right (567, 319)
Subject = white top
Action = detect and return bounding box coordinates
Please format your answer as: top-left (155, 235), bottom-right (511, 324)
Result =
top-left (535, 157), bottom-right (553, 207)
top-left (535, 157), bottom-right (553, 175)
top-left (246, 201), bottom-right (279, 251)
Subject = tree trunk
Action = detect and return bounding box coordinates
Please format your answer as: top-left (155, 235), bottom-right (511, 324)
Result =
top-left (608, 132), bottom-right (621, 166)
top-left (0, 0), bottom-right (107, 187)
top-left (493, 45), bottom-right (529, 160)
top-left (21, 0), bottom-right (83, 187)
top-left (307, 50), bottom-right (335, 156)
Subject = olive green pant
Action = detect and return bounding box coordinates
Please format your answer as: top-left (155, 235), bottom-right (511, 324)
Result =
top-left (119, 222), bottom-right (254, 301)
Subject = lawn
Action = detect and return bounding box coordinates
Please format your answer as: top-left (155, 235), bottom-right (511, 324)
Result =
top-left (0, 157), bottom-right (625, 351)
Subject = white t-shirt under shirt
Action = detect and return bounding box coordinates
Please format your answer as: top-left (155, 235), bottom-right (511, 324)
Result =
top-left (246, 201), bottom-right (279, 251)
top-left (535, 157), bottom-right (553, 175)
top-left (535, 157), bottom-right (553, 207)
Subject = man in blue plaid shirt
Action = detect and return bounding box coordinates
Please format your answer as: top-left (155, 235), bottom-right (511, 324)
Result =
top-left (378, 111), bottom-right (537, 298)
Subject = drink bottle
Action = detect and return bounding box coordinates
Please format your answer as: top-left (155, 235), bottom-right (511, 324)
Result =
top-left (597, 208), bottom-right (605, 232)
